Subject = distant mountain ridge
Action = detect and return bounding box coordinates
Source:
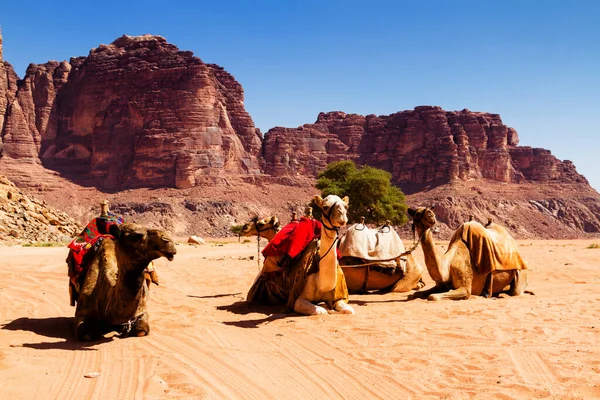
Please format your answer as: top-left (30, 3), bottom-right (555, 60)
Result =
top-left (1, 33), bottom-right (599, 239)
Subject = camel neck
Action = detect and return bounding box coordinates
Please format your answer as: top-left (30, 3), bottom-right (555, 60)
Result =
top-left (417, 226), bottom-right (446, 283)
top-left (317, 223), bottom-right (338, 292)
top-left (115, 244), bottom-right (150, 296)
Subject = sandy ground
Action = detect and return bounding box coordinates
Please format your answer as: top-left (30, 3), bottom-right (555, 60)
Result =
top-left (0, 239), bottom-right (599, 400)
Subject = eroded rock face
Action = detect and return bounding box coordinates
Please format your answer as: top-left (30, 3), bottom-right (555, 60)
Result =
top-left (0, 175), bottom-right (80, 242)
top-left (0, 35), bottom-right (262, 189)
top-left (262, 107), bottom-right (587, 189)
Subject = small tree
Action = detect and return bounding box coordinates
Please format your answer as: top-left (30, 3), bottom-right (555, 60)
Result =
top-left (314, 160), bottom-right (408, 226)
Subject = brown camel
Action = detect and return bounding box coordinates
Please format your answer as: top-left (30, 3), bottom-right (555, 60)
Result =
top-left (238, 216), bottom-right (281, 241)
top-left (408, 206), bottom-right (528, 301)
top-left (339, 219), bottom-right (425, 293)
top-left (74, 223), bottom-right (177, 341)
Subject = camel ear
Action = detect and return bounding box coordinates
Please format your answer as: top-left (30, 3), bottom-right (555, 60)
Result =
top-left (341, 196), bottom-right (349, 206)
top-left (407, 208), bottom-right (417, 217)
top-left (314, 195), bottom-right (324, 208)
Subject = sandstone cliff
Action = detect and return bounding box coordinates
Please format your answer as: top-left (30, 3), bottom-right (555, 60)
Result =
top-left (1, 33), bottom-right (599, 240)
top-left (262, 107), bottom-right (587, 191)
top-left (1, 34), bottom-right (262, 189)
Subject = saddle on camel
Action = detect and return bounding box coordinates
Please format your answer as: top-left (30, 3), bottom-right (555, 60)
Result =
top-left (246, 205), bottom-right (348, 312)
top-left (338, 217), bottom-right (424, 294)
top-left (66, 201), bottom-right (158, 306)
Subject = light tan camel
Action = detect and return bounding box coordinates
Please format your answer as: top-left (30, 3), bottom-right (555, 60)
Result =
top-left (246, 195), bottom-right (354, 315)
top-left (238, 216), bottom-right (281, 241)
top-left (292, 195), bottom-right (354, 315)
top-left (75, 223), bottom-right (177, 341)
top-left (339, 219), bottom-right (425, 293)
top-left (408, 206), bottom-right (528, 301)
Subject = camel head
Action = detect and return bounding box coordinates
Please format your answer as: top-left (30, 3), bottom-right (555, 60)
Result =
top-left (407, 206), bottom-right (437, 230)
top-left (110, 223), bottom-right (177, 262)
top-left (239, 216), bottom-right (281, 237)
top-left (314, 195), bottom-right (349, 229)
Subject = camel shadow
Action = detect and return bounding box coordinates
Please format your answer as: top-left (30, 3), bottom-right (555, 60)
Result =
top-left (1, 317), bottom-right (112, 350)
top-left (351, 298), bottom-right (413, 306)
top-left (216, 301), bottom-right (288, 328)
top-left (188, 292), bottom-right (243, 299)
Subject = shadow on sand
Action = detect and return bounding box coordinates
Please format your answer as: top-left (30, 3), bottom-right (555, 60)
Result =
top-left (216, 300), bottom-right (289, 328)
top-left (187, 292), bottom-right (243, 299)
top-left (1, 317), bottom-right (112, 350)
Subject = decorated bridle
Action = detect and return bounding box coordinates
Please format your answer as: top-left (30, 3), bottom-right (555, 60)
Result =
top-left (320, 200), bottom-right (341, 234)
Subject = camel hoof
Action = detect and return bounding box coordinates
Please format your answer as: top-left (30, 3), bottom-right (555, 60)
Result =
top-left (136, 331), bottom-right (148, 337)
top-left (314, 307), bottom-right (328, 315)
top-left (340, 306), bottom-right (355, 315)
top-left (427, 294), bottom-right (441, 301)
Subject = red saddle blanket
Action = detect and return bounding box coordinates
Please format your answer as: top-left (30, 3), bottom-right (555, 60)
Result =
top-left (262, 217), bottom-right (322, 259)
top-left (67, 214), bottom-right (125, 278)
top-left (262, 216), bottom-right (340, 259)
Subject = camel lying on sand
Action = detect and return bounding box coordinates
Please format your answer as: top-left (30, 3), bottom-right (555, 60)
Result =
top-left (339, 219), bottom-right (425, 293)
top-left (247, 195), bottom-right (355, 315)
top-left (238, 216), bottom-right (281, 241)
top-left (75, 223), bottom-right (176, 341)
top-left (408, 206), bottom-right (528, 301)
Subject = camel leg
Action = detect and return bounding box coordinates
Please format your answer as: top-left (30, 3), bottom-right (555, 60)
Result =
top-left (391, 260), bottom-right (425, 293)
top-left (409, 283), bottom-right (448, 299)
top-left (130, 314), bottom-right (150, 337)
top-left (332, 300), bottom-right (355, 314)
top-left (428, 286), bottom-right (470, 301)
top-left (508, 270), bottom-right (528, 296)
top-left (75, 316), bottom-right (103, 341)
top-left (294, 297), bottom-right (328, 316)
top-left (414, 278), bottom-right (426, 290)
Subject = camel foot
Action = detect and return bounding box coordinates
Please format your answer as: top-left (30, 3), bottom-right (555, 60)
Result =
top-left (294, 298), bottom-right (329, 315)
top-left (333, 300), bottom-right (355, 314)
top-left (75, 320), bottom-right (102, 342)
top-left (313, 306), bottom-right (329, 315)
top-left (339, 305), bottom-right (355, 314)
top-left (136, 331), bottom-right (148, 337)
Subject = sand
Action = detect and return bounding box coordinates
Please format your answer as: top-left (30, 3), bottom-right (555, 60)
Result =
top-left (1, 239), bottom-right (599, 399)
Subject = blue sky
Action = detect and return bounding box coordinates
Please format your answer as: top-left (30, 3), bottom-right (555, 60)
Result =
top-left (2, 0), bottom-right (599, 190)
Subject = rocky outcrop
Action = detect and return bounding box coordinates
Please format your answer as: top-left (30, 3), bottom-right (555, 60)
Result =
top-left (1, 34), bottom-right (262, 189)
top-left (0, 175), bottom-right (80, 242)
top-left (262, 107), bottom-right (587, 190)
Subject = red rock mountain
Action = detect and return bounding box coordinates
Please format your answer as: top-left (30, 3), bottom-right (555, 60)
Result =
top-left (262, 108), bottom-right (586, 192)
top-left (1, 34), bottom-right (262, 189)
top-left (1, 34), bottom-right (599, 239)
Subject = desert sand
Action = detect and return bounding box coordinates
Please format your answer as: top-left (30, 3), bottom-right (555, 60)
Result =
top-left (1, 238), bottom-right (599, 399)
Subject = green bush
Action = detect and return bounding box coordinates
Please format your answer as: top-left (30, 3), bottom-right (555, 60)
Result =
top-left (314, 160), bottom-right (408, 226)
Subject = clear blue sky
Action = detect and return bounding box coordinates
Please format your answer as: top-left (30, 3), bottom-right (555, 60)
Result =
top-left (2, 0), bottom-right (599, 190)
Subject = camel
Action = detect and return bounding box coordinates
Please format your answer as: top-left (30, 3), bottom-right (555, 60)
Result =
top-left (408, 206), bottom-right (528, 301)
top-left (339, 218), bottom-right (425, 293)
top-left (247, 195), bottom-right (354, 315)
top-left (74, 223), bottom-right (177, 341)
top-left (67, 200), bottom-right (159, 306)
top-left (238, 216), bottom-right (281, 241)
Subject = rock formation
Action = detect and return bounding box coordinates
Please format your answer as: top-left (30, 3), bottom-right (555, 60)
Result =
top-left (0, 175), bottom-right (80, 242)
top-left (1, 33), bottom-right (599, 239)
top-left (262, 107), bottom-right (587, 190)
top-left (1, 34), bottom-right (262, 189)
